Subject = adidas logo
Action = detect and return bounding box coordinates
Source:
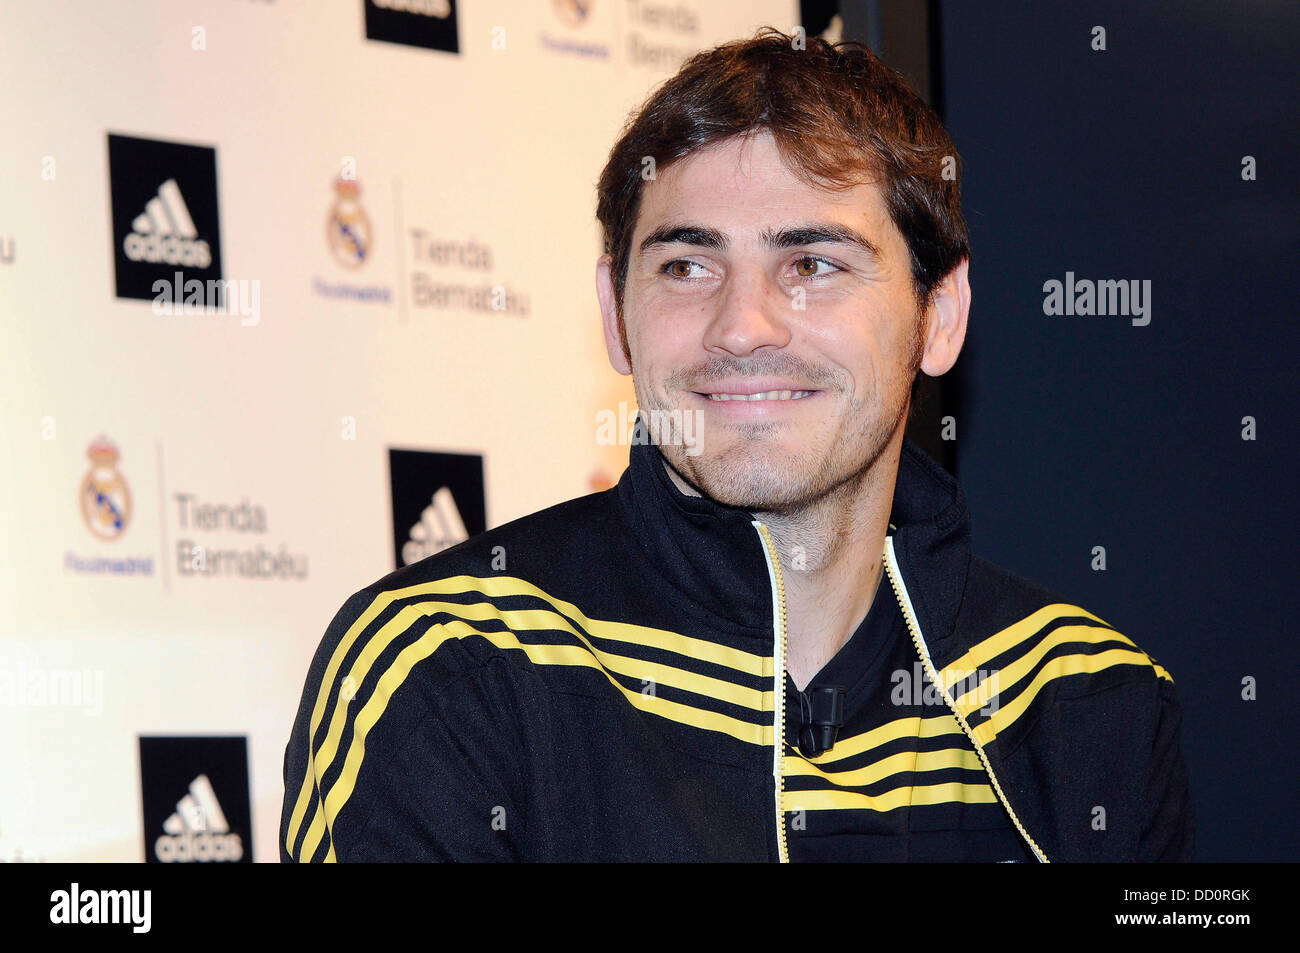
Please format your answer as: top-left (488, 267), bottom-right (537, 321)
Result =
top-left (402, 486), bottom-right (468, 565)
top-left (123, 178), bottom-right (212, 268)
top-left (153, 774), bottom-right (243, 862)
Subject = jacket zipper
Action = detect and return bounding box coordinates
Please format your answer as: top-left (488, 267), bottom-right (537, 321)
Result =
top-left (882, 535), bottom-right (1050, 863)
top-left (751, 521), bottom-right (790, 864)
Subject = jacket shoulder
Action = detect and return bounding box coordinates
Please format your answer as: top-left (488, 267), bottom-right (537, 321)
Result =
top-left (942, 554), bottom-right (1176, 754)
top-left (956, 554), bottom-right (1173, 681)
top-left (315, 487), bottom-right (622, 690)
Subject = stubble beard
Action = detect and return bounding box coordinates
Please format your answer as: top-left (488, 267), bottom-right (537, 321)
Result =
top-left (652, 383), bottom-right (910, 516)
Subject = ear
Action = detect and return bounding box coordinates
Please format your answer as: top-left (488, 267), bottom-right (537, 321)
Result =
top-left (919, 256), bottom-right (970, 377)
top-left (596, 253), bottom-right (632, 376)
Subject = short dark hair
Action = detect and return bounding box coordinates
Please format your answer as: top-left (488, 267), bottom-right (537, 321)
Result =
top-left (595, 27), bottom-right (969, 404)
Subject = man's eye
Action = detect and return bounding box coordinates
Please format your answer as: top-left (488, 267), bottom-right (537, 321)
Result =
top-left (792, 256), bottom-right (840, 279)
top-left (663, 259), bottom-right (706, 279)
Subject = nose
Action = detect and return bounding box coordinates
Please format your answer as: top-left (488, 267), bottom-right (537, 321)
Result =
top-left (701, 265), bottom-right (793, 357)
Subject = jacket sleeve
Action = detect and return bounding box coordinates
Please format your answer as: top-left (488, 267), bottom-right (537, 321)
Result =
top-left (281, 589), bottom-right (540, 862)
top-left (1135, 675), bottom-right (1195, 861)
top-left (336, 660), bottom-right (540, 862)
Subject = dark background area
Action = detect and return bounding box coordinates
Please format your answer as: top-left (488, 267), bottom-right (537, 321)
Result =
top-left (810, 0), bottom-right (1299, 861)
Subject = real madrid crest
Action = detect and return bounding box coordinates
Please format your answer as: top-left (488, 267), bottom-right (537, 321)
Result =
top-left (80, 436), bottom-right (131, 540)
top-left (552, 0), bottom-right (594, 28)
top-left (327, 176), bottom-right (371, 268)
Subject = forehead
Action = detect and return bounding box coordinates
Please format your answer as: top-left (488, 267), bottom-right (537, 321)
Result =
top-left (632, 130), bottom-right (896, 249)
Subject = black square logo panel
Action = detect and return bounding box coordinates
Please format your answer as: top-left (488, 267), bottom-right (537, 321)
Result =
top-left (107, 133), bottom-right (223, 303)
top-left (364, 0), bottom-right (460, 53)
top-left (388, 448), bottom-right (486, 568)
top-left (138, 735), bottom-right (251, 863)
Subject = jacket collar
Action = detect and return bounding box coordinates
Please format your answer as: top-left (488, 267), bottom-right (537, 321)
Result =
top-left (616, 429), bottom-right (773, 633)
top-left (615, 427), bottom-right (973, 652)
top-left (887, 438), bottom-right (973, 659)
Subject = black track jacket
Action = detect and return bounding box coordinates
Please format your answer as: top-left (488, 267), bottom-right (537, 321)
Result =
top-left (281, 437), bottom-right (1194, 862)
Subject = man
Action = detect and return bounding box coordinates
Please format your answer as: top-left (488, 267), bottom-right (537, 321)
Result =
top-left (281, 29), bottom-right (1193, 862)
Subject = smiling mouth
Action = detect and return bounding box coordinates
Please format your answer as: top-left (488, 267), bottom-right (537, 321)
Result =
top-left (701, 390), bottom-right (816, 402)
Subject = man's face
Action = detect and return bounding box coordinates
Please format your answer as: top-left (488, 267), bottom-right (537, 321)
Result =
top-left (599, 130), bottom-right (940, 513)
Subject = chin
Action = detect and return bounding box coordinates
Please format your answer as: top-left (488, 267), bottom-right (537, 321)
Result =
top-left (676, 449), bottom-right (825, 512)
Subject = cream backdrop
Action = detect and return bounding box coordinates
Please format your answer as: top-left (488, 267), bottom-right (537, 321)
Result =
top-left (0, 0), bottom-right (800, 861)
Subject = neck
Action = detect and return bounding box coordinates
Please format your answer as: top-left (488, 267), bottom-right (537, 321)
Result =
top-left (661, 433), bottom-right (902, 692)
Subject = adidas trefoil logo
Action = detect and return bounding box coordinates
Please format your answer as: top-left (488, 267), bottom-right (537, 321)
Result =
top-left (402, 486), bottom-right (468, 565)
top-left (123, 178), bottom-right (212, 268)
top-left (153, 774), bottom-right (243, 862)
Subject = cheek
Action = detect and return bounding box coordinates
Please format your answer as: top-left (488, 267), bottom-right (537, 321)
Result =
top-left (800, 319), bottom-right (880, 396)
top-left (639, 294), bottom-right (707, 345)
top-left (834, 310), bottom-right (916, 383)
top-left (632, 310), bottom-right (703, 372)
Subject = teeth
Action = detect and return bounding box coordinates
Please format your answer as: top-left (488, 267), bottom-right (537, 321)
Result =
top-left (707, 390), bottom-right (813, 401)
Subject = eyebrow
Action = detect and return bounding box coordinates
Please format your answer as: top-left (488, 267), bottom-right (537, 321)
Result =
top-left (637, 222), bottom-right (882, 261)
